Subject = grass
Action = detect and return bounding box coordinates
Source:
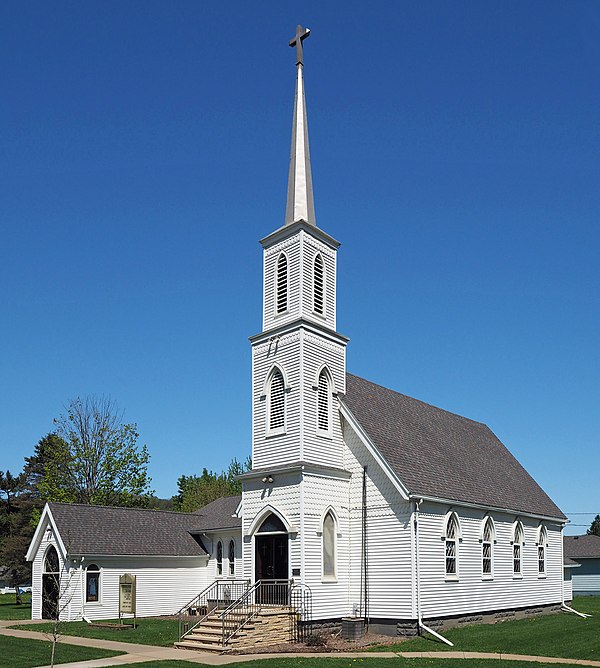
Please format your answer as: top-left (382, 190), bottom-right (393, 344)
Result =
top-left (0, 592), bottom-right (32, 620)
top-left (0, 634), bottom-right (122, 668)
top-left (371, 596), bottom-right (600, 660)
top-left (99, 660), bottom-right (587, 668)
top-left (13, 615), bottom-right (179, 646)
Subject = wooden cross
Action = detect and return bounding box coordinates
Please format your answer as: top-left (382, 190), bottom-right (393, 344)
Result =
top-left (289, 25), bottom-right (310, 66)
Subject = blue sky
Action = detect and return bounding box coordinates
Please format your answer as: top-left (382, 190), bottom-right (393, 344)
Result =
top-left (2, 1), bottom-right (598, 533)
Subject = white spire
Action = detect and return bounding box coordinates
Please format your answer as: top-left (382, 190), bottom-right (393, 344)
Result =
top-left (285, 26), bottom-right (316, 227)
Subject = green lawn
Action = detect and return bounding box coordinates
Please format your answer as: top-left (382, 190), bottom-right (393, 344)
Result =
top-left (0, 592), bottom-right (32, 620)
top-left (0, 634), bottom-right (122, 668)
top-left (13, 615), bottom-right (179, 646)
top-left (372, 596), bottom-right (600, 660)
top-left (102, 660), bottom-right (586, 668)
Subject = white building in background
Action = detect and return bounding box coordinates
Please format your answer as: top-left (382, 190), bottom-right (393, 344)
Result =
top-left (27, 26), bottom-right (570, 636)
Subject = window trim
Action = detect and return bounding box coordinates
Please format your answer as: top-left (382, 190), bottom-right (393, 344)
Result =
top-left (537, 525), bottom-right (547, 577)
top-left (321, 509), bottom-right (338, 582)
top-left (443, 511), bottom-right (461, 581)
top-left (265, 366), bottom-right (287, 437)
top-left (216, 540), bottom-right (223, 576)
top-left (312, 253), bottom-right (326, 317)
top-left (480, 516), bottom-right (495, 580)
top-left (275, 252), bottom-right (289, 316)
top-left (228, 539), bottom-right (235, 576)
top-left (512, 520), bottom-right (525, 579)
top-left (85, 563), bottom-right (102, 604)
top-left (315, 366), bottom-right (334, 438)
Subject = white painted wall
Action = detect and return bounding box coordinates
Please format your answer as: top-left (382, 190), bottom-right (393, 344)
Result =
top-left (571, 558), bottom-right (600, 594)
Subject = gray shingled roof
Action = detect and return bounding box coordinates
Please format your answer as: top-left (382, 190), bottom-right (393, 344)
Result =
top-left (48, 502), bottom-right (207, 557)
top-left (342, 373), bottom-right (566, 520)
top-left (564, 534), bottom-right (600, 558)
top-left (192, 495), bottom-right (242, 532)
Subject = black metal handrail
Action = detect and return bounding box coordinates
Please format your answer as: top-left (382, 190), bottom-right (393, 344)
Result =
top-left (177, 578), bottom-right (249, 641)
top-left (219, 579), bottom-right (293, 646)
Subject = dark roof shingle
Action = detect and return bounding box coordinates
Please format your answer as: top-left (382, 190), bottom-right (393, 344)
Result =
top-left (192, 495), bottom-right (242, 532)
top-left (48, 502), bottom-right (207, 557)
top-left (564, 534), bottom-right (600, 558)
top-left (342, 373), bottom-right (565, 520)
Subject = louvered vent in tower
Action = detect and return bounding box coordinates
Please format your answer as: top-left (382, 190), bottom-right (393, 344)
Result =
top-left (276, 253), bottom-right (288, 314)
top-left (270, 369), bottom-right (285, 430)
top-left (313, 254), bottom-right (324, 315)
top-left (317, 369), bottom-right (329, 431)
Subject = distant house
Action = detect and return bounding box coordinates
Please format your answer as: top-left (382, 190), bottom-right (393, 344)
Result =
top-left (564, 535), bottom-right (600, 596)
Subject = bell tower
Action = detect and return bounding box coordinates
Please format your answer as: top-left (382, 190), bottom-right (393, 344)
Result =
top-left (250, 26), bottom-right (348, 471)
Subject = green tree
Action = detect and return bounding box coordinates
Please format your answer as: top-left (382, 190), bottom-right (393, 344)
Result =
top-left (40, 396), bottom-right (153, 507)
top-left (587, 514), bottom-right (600, 537)
top-left (174, 456), bottom-right (251, 512)
top-left (0, 470), bottom-right (34, 604)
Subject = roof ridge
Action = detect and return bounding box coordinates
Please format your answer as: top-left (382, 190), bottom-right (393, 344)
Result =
top-left (48, 501), bottom-right (192, 517)
top-left (346, 372), bottom-right (488, 427)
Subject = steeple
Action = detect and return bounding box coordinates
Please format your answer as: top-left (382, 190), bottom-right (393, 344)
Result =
top-left (285, 25), bottom-right (316, 227)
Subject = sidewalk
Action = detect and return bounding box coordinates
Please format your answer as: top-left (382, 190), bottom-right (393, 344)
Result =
top-left (3, 620), bottom-right (600, 668)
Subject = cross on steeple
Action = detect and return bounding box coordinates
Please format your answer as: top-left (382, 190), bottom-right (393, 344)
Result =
top-left (289, 25), bottom-right (310, 66)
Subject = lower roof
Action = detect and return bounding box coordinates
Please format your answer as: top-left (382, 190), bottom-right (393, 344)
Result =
top-left (564, 534), bottom-right (600, 559)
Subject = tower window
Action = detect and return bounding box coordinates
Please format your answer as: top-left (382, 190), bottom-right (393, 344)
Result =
top-left (276, 253), bottom-right (288, 314)
top-left (269, 368), bottom-right (285, 432)
top-left (317, 368), bottom-right (331, 433)
top-left (313, 254), bottom-right (324, 315)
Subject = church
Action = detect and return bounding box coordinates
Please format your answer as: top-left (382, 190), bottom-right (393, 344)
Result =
top-left (26, 27), bottom-right (570, 646)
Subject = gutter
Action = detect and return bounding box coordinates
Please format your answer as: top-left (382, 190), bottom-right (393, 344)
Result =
top-left (414, 498), bottom-right (454, 647)
top-left (560, 528), bottom-right (590, 618)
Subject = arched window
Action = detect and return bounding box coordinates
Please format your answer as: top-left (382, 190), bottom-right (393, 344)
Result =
top-left (256, 513), bottom-right (287, 533)
top-left (228, 539), bottom-right (235, 576)
top-left (317, 368), bottom-right (332, 434)
top-left (44, 546), bottom-right (59, 575)
top-left (482, 517), bottom-right (494, 578)
top-left (537, 525), bottom-right (547, 575)
top-left (216, 541), bottom-right (223, 576)
top-left (313, 254), bottom-right (325, 315)
top-left (322, 511), bottom-right (336, 579)
top-left (513, 521), bottom-right (524, 576)
top-left (444, 513), bottom-right (459, 577)
top-left (276, 253), bottom-right (288, 314)
top-left (268, 368), bottom-right (286, 432)
top-left (86, 564), bottom-right (100, 603)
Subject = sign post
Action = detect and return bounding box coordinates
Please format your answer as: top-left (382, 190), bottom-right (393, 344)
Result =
top-left (119, 573), bottom-right (136, 628)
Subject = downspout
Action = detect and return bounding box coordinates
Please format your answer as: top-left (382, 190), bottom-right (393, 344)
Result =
top-left (560, 523), bottom-right (591, 618)
top-left (414, 498), bottom-right (454, 647)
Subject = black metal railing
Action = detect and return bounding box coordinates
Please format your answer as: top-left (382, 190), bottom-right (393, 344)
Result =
top-left (219, 579), bottom-right (294, 646)
top-left (177, 579), bottom-right (249, 641)
top-left (290, 582), bottom-right (312, 642)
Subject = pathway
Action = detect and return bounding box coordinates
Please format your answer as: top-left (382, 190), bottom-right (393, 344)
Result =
top-left (2, 620), bottom-right (600, 668)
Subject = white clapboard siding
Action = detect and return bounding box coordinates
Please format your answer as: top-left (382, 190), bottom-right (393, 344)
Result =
top-left (343, 423), bottom-right (414, 619)
top-left (204, 533), bottom-right (243, 580)
top-left (302, 474), bottom-right (351, 619)
top-left (563, 571), bottom-right (573, 600)
top-left (571, 558), bottom-right (600, 594)
top-left (417, 502), bottom-right (563, 618)
top-left (301, 233), bottom-right (337, 331)
top-left (252, 331), bottom-right (302, 468)
top-left (241, 473), bottom-right (302, 582)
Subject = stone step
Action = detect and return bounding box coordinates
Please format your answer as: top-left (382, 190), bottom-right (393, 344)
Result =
top-left (175, 641), bottom-right (228, 653)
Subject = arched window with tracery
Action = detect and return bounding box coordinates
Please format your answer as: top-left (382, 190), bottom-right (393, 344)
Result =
top-left (276, 253), bottom-right (288, 314)
top-left (322, 511), bottom-right (336, 579)
top-left (229, 539), bottom-right (235, 576)
top-left (86, 564), bottom-right (100, 602)
top-left (313, 254), bottom-right (325, 315)
top-left (268, 368), bottom-right (286, 433)
top-left (444, 513), bottom-right (460, 577)
top-left (513, 521), bottom-right (524, 576)
top-left (537, 525), bottom-right (547, 575)
top-left (216, 540), bottom-right (223, 576)
top-left (482, 517), bottom-right (494, 578)
top-left (44, 545), bottom-right (59, 575)
top-left (317, 368), bottom-right (332, 435)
